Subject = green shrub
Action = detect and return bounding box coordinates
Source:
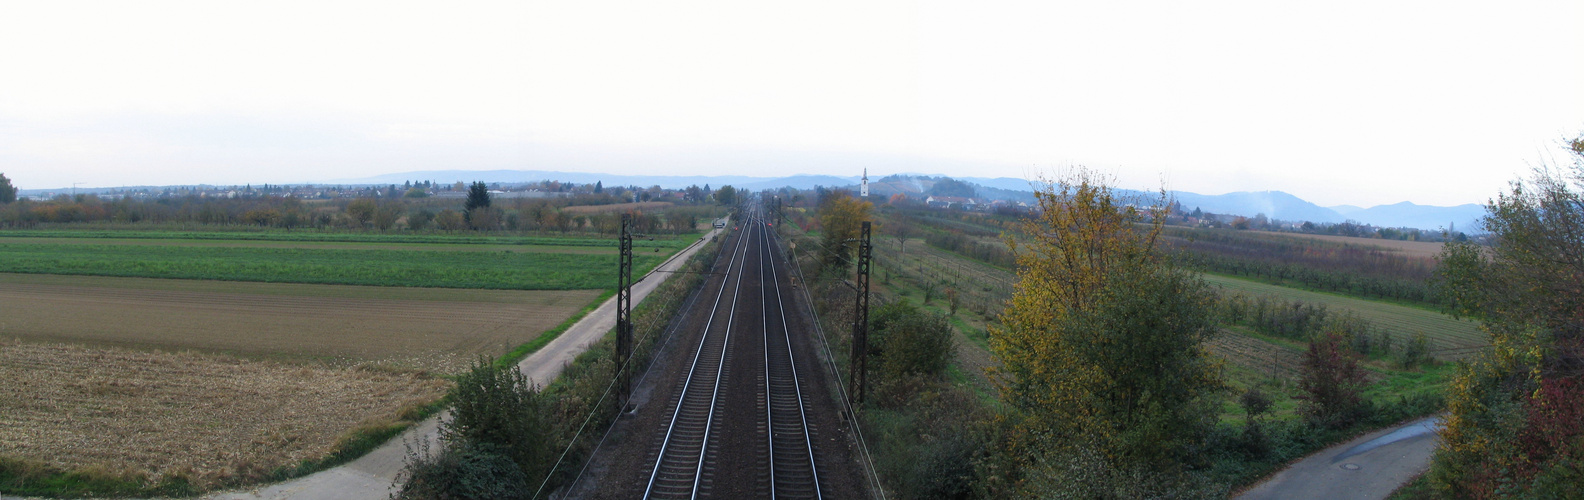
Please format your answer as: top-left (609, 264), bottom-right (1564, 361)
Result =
top-left (1397, 331), bottom-right (1431, 368)
top-left (393, 357), bottom-right (555, 498)
top-left (441, 358), bottom-right (557, 482)
top-left (868, 301), bottom-right (955, 382)
top-left (395, 440), bottom-right (529, 500)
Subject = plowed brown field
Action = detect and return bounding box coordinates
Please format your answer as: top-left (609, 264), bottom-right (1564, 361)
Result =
top-left (0, 339), bottom-right (449, 488)
top-left (0, 273), bottom-right (602, 372)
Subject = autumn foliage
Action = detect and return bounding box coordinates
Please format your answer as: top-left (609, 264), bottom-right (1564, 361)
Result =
top-left (1295, 331), bottom-right (1368, 428)
top-left (1430, 136), bottom-right (1584, 497)
top-left (816, 191), bottom-right (872, 272)
top-left (987, 171), bottom-right (1222, 493)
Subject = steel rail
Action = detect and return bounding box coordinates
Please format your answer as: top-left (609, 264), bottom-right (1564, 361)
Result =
top-left (643, 221), bottom-right (753, 499)
top-left (760, 216), bottom-right (823, 499)
top-left (760, 216), bottom-right (777, 498)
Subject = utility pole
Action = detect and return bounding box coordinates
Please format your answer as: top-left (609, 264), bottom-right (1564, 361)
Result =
top-left (616, 213), bottom-right (635, 409)
top-left (851, 221), bottom-right (872, 404)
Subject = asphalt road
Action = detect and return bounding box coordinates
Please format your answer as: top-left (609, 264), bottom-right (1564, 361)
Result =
top-left (1236, 415), bottom-right (1442, 500)
top-left (170, 228), bottom-right (722, 500)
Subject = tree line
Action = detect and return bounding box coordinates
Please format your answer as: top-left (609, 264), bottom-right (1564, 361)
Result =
top-left (0, 185), bottom-right (725, 236)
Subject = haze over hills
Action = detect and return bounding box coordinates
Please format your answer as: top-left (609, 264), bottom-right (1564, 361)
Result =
top-left (320, 169), bottom-right (1488, 231)
top-left (29, 169), bottom-right (1482, 232)
top-left (325, 170), bottom-right (859, 192)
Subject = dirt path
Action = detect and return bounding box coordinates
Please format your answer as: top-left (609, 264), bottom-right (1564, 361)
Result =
top-left (168, 228), bottom-right (724, 500)
top-left (1236, 415), bottom-right (1441, 500)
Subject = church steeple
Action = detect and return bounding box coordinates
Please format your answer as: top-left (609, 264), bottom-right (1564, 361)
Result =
top-left (861, 168), bottom-right (869, 197)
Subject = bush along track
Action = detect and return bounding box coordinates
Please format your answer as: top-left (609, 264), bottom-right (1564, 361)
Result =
top-left (393, 231), bottom-right (726, 499)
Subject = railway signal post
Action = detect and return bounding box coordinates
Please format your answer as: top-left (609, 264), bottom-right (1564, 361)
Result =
top-left (851, 220), bottom-right (872, 403)
top-left (616, 213), bottom-right (634, 409)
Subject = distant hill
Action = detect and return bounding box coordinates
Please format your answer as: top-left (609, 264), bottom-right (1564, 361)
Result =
top-left (321, 169), bottom-right (1481, 231)
top-left (1330, 204), bottom-right (1366, 218)
top-left (953, 177), bottom-right (1482, 231)
top-left (961, 176), bottom-right (1041, 192)
top-left (324, 170), bottom-right (851, 191)
top-left (738, 175), bottom-right (857, 191)
top-left (1170, 190), bottom-right (1347, 224)
top-left (1332, 201), bottom-right (1485, 232)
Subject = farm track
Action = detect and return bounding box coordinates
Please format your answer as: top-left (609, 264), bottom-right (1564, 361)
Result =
top-left (633, 210), bottom-right (832, 499)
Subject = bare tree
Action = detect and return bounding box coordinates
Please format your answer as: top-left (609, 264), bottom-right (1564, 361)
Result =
top-left (890, 217), bottom-right (914, 253)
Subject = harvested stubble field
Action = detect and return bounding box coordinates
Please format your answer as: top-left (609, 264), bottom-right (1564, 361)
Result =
top-left (1202, 273), bottom-right (1487, 355)
top-left (0, 273), bottom-right (602, 372)
top-left (0, 339), bottom-right (449, 490)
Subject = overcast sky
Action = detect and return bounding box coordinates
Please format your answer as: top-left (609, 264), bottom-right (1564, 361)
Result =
top-left (2, 1), bottom-right (1579, 207)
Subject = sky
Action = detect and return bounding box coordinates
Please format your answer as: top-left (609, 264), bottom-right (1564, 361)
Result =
top-left (1, 1), bottom-right (1579, 207)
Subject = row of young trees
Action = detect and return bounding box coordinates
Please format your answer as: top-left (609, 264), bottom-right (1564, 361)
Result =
top-left (1217, 292), bottom-right (1433, 368)
top-left (1164, 227), bottom-right (1439, 304)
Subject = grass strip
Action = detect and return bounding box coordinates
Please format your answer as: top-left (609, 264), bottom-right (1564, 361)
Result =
top-left (0, 457), bottom-right (195, 498)
top-left (495, 289), bottom-right (617, 369)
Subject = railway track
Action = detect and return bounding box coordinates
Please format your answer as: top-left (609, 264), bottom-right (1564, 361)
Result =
top-left (757, 219), bottom-right (822, 499)
top-left (642, 207), bottom-right (824, 499)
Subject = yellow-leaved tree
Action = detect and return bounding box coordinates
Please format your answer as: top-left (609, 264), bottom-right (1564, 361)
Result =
top-left (817, 190), bottom-right (873, 272)
top-left (987, 170), bottom-right (1222, 496)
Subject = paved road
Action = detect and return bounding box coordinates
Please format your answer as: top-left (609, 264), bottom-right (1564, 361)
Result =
top-left (183, 229), bottom-right (723, 500)
top-left (1236, 416), bottom-right (1441, 500)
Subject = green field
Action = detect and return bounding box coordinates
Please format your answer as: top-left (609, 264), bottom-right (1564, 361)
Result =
top-left (0, 241), bottom-right (670, 290)
top-left (0, 229), bottom-right (687, 249)
top-left (1202, 273), bottom-right (1486, 352)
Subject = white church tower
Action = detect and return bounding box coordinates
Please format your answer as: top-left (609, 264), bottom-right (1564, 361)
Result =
top-left (860, 168), bottom-right (869, 197)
